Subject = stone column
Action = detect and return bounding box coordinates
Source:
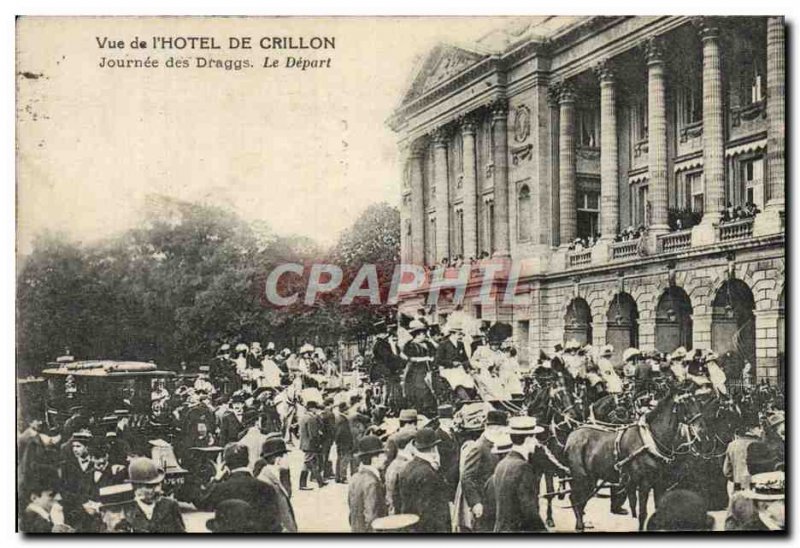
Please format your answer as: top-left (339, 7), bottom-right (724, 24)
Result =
top-left (461, 115), bottom-right (479, 259)
top-left (409, 141), bottom-right (426, 265)
top-left (766, 17), bottom-right (785, 209)
top-left (547, 85), bottom-right (561, 247)
top-left (432, 128), bottom-right (450, 262)
top-left (755, 16), bottom-right (786, 237)
top-left (491, 99), bottom-right (511, 256)
top-left (558, 83), bottom-right (577, 246)
top-left (646, 37), bottom-right (669, 236)
top-left (700, 21), bottom-right (725, 226)
top-left (597, 62), bottom-right (619, 240)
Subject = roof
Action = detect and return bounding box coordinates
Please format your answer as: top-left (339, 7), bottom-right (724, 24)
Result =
top-left (41, 360), bottom-right (175, 377)
top-left (389, 16), bottom-right (609, 128)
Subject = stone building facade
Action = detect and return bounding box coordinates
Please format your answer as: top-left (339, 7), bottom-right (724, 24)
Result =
top-left (388, 16), bottom-right (785, 384)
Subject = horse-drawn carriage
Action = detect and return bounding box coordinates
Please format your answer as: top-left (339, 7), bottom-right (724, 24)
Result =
top-left (39, 360), bottom-right (177, 429)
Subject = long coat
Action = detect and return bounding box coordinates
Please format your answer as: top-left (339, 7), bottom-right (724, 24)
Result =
top-left (402, 341), bottom-right (436, 413)
top-left (397, 456), bottom-right (451, 533)
top-left (372, 337), bottom-right (404, 382)
top-left (257, 467), bottom-right (298, 532)
top-left (124, 498), bottom-right (186, 533)
top-left (434, 338), bottom-right (468, 369)
top-left (199, 470), bottom-right (281, 532)
top-left (299, 411), bottom-right (323, 453)
top-left (218, 411), bottom-right (245, 447)
top-left (492, 451), bottom-right (545, 532)
top-left (348, 466), bottom-right (388, 532)
top-left (436, 427), bottom-right (460, 500)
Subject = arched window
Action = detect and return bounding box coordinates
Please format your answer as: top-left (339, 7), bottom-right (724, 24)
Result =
top-left (517, 184), bottom-right (531, 241)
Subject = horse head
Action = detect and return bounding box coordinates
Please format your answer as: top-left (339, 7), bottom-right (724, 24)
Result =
top-left (672, 385), bottom-right (719, 451)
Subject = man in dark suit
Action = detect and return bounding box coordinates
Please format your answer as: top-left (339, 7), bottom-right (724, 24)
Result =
top-left (493, 417), bottom-right (546, 532)
top-left (333, 399), bottom-right (354, 483)
top-left (124, 457), bottom-right (185, 533)
top-left (89, 441), bottom-right (127, 491)
top-left (371, 323), bottom-right (405, 413)
top-left (218, 393), bottom-right (246, 447)
top-left (384, 409), bottom-right (418, 467)
top-left (434, 327), bottom-right (469, 370)
top-left (433, 405), bottom-right (459, 500)
top-left (319, 397), bottom-right (336, 479)
top-left (460, 410), bottom-right (507, 531)
top-left (198, 444), bottom-right (281, 532)
top-left (299, 399), bottom-right (326, 489)
top-left (348, 435), bottom-right (388, 532)
top-left (59, 430), bottom-right (97, 532)
top-left (397, 429), bottom-right (451, 533)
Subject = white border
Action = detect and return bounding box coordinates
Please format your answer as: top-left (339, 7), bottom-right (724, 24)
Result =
top-left (4, 2), bottom-right (798, 547)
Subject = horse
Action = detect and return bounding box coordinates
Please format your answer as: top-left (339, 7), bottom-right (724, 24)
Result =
top-left (526, 376), bottom-right (581, 527)
top-left (564, 386), bottom-right (713, 531)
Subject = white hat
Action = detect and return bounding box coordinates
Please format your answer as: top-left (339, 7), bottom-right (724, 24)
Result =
top-left (623, 348), bottom-right (641, 362)
top-left (508, 416), bottom-right (544, 436)
top-left (408, 320), bottom-right (427, 334)
top-left (743, 471), bottom-right (785, 501)
top-left (670, 346), bottom-right (687, 361)
top-left (266, 342), bottom-right (276, 351)
top-left (235, 343), bottom-right (248, 352)
top-left (299, 343), bottom-right (315, 354)
top-left (600, 345), bottom-right (614, 358)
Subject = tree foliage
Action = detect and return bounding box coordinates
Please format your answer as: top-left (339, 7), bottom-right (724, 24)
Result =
top-left (16, 199), bottom-right (400, 376)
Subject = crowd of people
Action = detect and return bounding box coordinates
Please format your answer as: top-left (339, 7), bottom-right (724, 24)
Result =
top-left (17, 315), bottom-right (785, 533)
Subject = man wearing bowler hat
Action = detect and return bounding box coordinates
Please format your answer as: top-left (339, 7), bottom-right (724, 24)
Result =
top-left (493, 417), bottom-right (546, 532)
top-left (255, 437), bottom-right (297, 532)
top-left (397, 428), bottom-right (451, 533)
top-left (124, 457), bottom-right (185, 533)
top-left (385, 408), bottom-right (418, 466)
top-left (460, 409), bottom-right (508, 531)
top-left (348, 435), bottom-right (388, 532)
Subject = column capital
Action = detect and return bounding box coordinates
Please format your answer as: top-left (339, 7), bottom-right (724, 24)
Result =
top-left (490, 98), bottom-right (509, 120)
top-left (408, 138), bottom-right (427, 159)
top-left (593, 59), bottom-right (615, 84)
top-left (547, 82), bottom-right (562, 107)
top-left (458, 114), bottom-right (478, 135)
top-left (558, 82), bottom-right (576, 105)
top-left (643, 35), bottom-right (665, 66)
top-left (691, 16), bottom-right (721, 41)
top-left (431, 126), bottom-right (450, 147)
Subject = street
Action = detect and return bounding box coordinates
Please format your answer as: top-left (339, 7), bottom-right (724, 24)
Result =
top-left (183, 447), bottom-right (727, 533)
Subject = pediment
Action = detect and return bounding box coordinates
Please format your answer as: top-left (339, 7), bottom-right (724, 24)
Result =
top-left (400, 44), bottom-right (488, 106)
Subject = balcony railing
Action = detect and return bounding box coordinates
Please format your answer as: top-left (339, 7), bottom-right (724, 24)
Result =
top-left (720, 217), bottom-right (754, 242)
top-left (568, 249), bottom-right (592, 268)
top-left (610, 240), bottom-right (640, 260)
top-left (658, 229), bottom-right (692, 253)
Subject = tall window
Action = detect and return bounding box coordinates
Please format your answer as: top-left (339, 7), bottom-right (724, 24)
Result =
top-left (631, 96), bottom-right (648, 142)
top-left (577, 190), bottom-right (600, 239)
top-left (578, 109), bottom-right (599, 148)
top-left (453, 207), bottom-right (464, 257)
top-left (740, 157), bottom-right (764, 207)
top-left (739, 42), bottom-right (766, 106)
top-left (685, 171), bottom-right (704, 213)
top-left (484, 200), bottom-right (495, 254)
top-left (517, 184), bottom-right (531, 242)
top-left (427, 217), bottom-right (437, 266)
top-left (631, 182), bottom-right (649, 227)
top-left (679, 81), bottom-right (703, 126)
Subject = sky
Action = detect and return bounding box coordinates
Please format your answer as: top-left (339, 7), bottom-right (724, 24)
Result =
top-left (16, 16), bottom-right (525, 254)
